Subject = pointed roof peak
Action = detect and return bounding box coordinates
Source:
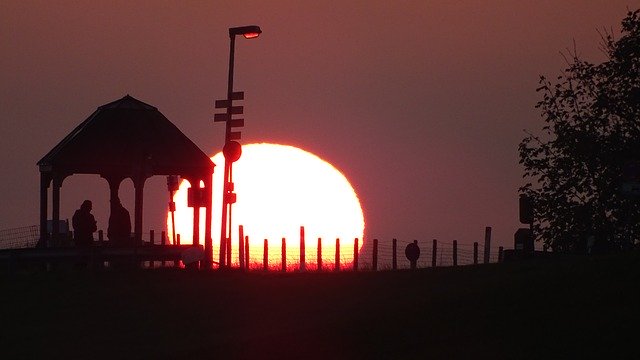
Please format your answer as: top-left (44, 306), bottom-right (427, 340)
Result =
top-left (98, 94), bottom-right (157, 111)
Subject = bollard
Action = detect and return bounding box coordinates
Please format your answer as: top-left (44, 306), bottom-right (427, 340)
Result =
top-left (484, 227), bottom-right (492, 264)
top-left (372, 238), bottom-right (378, 271)
top-left (281, 238), bottom-right (287, 272)
top-left (392, 238), bottom-right (397, 270)
top-left (499, 246), bottom-right (504, 263)
top-left (353, 238), bottom-right (359, 271)
top-left (300, 226), bottom-right (306, 272)
top-left (317, 238), bottom-right (322, 271)
top-left (263, 239), bottom-right (268, 271)
top-left (473, 242), bottom-right (478, 265)
top-left (161, 231), bottom-right (166, 267)
top-left (453, 240), bottom-right (458, 267)
top-left (245, 236), bottom-right (250, 270)
top-left (432, 239), bottom-right (437, 268)
top-left (149, 230), bottom-right (155, 269)
top-left (238, 225), bottom-right (245, 269)
top-left (335, 238), bottom-right (340, 272)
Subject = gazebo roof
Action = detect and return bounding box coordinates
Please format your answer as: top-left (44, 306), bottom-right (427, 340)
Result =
top-left (38, 95), bottom-right (214, 177)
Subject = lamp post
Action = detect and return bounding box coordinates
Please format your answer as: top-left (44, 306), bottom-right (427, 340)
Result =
top-left (216, 25), bottom-right (261, 268)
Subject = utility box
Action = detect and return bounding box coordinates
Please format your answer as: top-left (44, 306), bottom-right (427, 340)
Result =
top-left (514, 228), bottom-right (534, 255)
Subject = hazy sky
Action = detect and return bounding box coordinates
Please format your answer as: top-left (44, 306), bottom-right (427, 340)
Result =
top-left (0, 1), bottom-right (634, 249)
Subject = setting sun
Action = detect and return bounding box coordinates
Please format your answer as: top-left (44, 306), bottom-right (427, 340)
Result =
top-left (168, 143), bottom-right (365, 269)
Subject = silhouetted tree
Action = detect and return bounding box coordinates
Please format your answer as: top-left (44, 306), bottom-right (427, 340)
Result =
top-left (519, 9), bottom-right (640, 252)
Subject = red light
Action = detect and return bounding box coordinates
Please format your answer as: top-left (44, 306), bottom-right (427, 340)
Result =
top-left (243, 32), bottom-right (260, 39)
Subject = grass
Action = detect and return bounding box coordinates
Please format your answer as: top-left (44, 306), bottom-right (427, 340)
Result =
top-left (2, 252), bottom-right (640, 359)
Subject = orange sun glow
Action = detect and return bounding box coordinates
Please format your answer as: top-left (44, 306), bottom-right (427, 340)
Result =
top-left (167, 143), bottom-right (365, 269)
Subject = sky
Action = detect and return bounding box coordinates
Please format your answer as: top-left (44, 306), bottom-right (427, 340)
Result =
top-left (0, 0), bottom-right (635, 250)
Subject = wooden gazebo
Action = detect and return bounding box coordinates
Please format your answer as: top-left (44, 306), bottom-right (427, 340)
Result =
top-left (37, 95), bottom-right (215, 267)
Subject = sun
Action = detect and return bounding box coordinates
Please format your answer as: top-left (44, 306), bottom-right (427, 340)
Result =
top-left (167, 143), bottom-right (365, 269)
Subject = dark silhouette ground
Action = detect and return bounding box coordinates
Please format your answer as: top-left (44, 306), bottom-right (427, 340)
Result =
top-left (2, 252), bottom-right (639, 359)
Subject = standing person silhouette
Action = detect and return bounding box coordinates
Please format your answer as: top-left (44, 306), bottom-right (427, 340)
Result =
top-left (72, 200), bottom-right (97, 247)
top-left (405, 240), bottom-right (420, 270)
top-left (108, 196), bottom-right (131, 247)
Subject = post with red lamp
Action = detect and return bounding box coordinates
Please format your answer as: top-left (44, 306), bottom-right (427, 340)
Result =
top-left (214, 25), bottom-right (262, 268)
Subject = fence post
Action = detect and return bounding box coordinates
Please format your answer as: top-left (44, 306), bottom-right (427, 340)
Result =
top-left (432, 239), bottom-right (437, 268)
top-left (226, 237), bottom-right (232, 269)
top-left (98, 230), bottom-right (104, 244)
top-left (484, 227), bottom-right (492, 264)
top-left (281, 238), bottom-right (287, 272)
top-left (335, 238), bottom-right (340, 272)
top-left (473, 242), bottom-right (478, 265)
top-left (161, 230), bottom-right (166, 267)
top-left (177, 233), bottom-right (181, 246)
top-left (498, 246), bottom-right (504, 263)
top-left (263, 239), bottom-right (268, 271)
top-left (149, 230), bottom-right (155, 269)
top-left (245, 236), bottom-right (250, 270)
top-left (392, 238), bottom-right (397, 270)
top-left (238, 225), bottom-right (244, 270)
top-left (317, 238), bottom-right (322, 271)
top-left (452, 240), bottom-right (458, 267)
top-left (300, 226), bottom-right (306, 272)
top-left (174, 234), bottom-right (181, 268)
top-left (372, 238), bottom-right (378, 271)
top-left (353, 238), bottom-right (359, 271)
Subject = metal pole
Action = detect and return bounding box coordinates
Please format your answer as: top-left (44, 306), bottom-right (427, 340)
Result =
top-left (219, 34), bottom-right (236, 268)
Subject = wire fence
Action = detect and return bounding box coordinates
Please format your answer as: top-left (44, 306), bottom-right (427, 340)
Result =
top-left (0, 225), bottom-right (39, 250)
top-left (1, 225), bottom-right (510, 271)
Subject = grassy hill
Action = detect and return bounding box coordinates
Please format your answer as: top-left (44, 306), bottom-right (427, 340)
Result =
top-left (2, 252), bottom-right (639, 359)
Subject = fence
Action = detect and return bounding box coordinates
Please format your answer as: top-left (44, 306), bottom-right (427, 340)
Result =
top-left (0, 225), bottom-right (39, 250)
top-left (0, 225), bottom-right (506, 271)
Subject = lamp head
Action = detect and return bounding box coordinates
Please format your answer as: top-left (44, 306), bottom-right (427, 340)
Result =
top-left (229, 25), bottom-right (262, 39)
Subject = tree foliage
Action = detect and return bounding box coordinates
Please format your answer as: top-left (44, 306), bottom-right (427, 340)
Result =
top-left (519, 9), bottom-right (640, 252)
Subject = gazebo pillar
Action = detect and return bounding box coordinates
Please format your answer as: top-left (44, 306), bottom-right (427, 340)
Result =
top-left (39, 171), bottom-right (52, 247)
top-left (51, 175), bottom-right (64, 246)
top-left (133, 176), bottom-right (146, 244)
top-left (204, 172), bottom-right (213, 269)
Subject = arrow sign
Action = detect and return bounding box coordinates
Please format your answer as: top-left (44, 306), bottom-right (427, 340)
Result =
top-left (228, 131), bottom-right (241, 140)
top-left (231, 91), bottom-right (244, 100)
top-left (214, 113), bottom-right (230, 122)
top-left (228, 119), bottom-right (244, 128)
top-left (228, 106), bottom-right (243, 115)
top-left (215, 99), bottom-right (231, 108)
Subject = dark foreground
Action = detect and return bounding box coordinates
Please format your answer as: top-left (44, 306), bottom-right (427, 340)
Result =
top-left (2, 252), bottom-right (639, 359)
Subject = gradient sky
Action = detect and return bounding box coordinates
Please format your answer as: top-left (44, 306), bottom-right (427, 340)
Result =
top-left (0, 1), bottom-right (634, 249)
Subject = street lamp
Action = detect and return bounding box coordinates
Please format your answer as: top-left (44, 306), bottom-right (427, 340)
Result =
top-left (215, 25), bottom-right (261, 268)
